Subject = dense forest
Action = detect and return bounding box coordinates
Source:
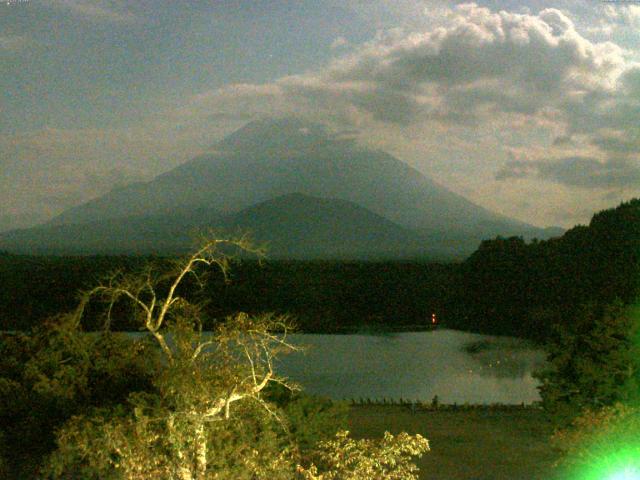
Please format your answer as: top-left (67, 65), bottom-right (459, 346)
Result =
top-left (450, 198), bottom-right (640, 341)
top-left (0, 254), bottom-right (456, 333)
top-left (2, 199), bottom-right (640, 342)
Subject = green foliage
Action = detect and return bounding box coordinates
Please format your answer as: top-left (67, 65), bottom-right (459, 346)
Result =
top-left (536, 301), bottom-right (640, 426)
top-left (45, 311), bottom-right (299, 479)
top-left (203, 400), bottom-right (297, 480)
top-left (289, 396), bottom-right (348, 448)
top-left (6, 313), bottom-right (427, 480)
top-left (46, 405), bottom-right (133, 480)
top-left (297, 430), bottom-right (430, 480)
top-left (0, 320), bottom-right (157, 477)
top-left (262, 381), bottom-right (349, 456)
top-left (45, 391), bottom-right (299, 480)
top-left (282, 393), bottom-right (349, 457)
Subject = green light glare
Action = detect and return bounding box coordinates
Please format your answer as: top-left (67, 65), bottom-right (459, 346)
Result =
top-left (608, 467), bottom-right (640, 480)
top-left (567, 447), bottom-right (640, 480)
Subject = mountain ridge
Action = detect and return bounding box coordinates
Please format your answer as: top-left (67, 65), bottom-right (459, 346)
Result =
top-left (0, 193), bottom-right (447, 259)
top-left (13, 117), bottom-right (562, 258)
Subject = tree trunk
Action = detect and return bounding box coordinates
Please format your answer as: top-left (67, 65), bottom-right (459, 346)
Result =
top-left (169, 415), bottom-right (194, 480)
top-left (195, 421), bottom-right (208, 480)
top-left (176, 464), bottom-right (193, 480)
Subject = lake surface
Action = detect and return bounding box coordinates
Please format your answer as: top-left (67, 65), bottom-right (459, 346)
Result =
top-left (275, 329), bottom-right (546, 405)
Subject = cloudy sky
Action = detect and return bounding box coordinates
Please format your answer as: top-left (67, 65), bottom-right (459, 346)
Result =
top-left (2, 0), bottom-right (640, 230)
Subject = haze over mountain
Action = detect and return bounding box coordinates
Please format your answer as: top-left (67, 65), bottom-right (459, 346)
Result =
top-left (1, 118), bottom-right (562, 258)
top-left (0, 194), bottom-right (435, 259)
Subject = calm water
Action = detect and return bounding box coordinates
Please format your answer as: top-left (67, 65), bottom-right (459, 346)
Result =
top-left (120, 328), bottom-right (546, 404)
top-left (275, 329), bottom-right (546, 404)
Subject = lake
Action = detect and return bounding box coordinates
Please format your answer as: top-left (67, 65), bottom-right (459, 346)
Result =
top-left (276, 329), bottom-right (546, 405)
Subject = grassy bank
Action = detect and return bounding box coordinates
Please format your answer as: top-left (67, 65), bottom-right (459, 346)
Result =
top-left (347, 405), bottom-right (560, 480)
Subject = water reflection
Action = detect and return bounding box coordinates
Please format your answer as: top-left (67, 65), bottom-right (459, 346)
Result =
top-left (276, 329), bottom-right (547, 405)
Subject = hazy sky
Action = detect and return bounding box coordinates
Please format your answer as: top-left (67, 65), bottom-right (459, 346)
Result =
top-left (2, 0), bottom-right (640, 230)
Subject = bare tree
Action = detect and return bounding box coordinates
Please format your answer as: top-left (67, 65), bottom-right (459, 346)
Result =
top-left (50, 237), bottom-right (299, 480)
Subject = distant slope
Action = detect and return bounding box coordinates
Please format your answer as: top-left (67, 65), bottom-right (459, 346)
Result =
top-left (220, 193), bottom-right (434, 259)
top-left (0, 193), bottom-right (444, 259)
top-left (0, 207), bottom-right (221, 255)
top-left (45, 118), bottom-right (558, 256)
top-left (0, 212), bottom-right (48, 233)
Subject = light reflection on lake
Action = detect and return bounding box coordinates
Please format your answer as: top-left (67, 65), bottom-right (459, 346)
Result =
top-left (276, 329), bottom-right (546, 405)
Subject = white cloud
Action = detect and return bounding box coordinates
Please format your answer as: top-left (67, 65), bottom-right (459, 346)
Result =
top-left (603, 4), bottom-right (640, 25)
top-left (585, 4), bottom-right (640, 50)
top-left (496, 156), bottom-right (640, 189)
top-left (186, 3), bottom-right (632, 133)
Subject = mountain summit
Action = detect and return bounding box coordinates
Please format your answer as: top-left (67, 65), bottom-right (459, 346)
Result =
top-left (214, 117), bottom-right (343, 154)
top-left (4, 117), bottom-right (559, 258)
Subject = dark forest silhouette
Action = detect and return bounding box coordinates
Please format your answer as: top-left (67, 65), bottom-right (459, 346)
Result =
top-left (2, 199), bottom-right (639, 343)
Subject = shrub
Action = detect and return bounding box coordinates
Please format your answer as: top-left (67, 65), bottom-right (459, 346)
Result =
top-left (536, 301), bottom-right (640, 426)
top-left (297, 430), bottom-right (430, 480)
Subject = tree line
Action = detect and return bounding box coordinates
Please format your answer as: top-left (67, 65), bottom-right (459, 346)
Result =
top-left (0, 254), bottom-right (456, 333)
top-left (450, 198), bottom-right (640, 341)
top-left (3, 199), bottom-right (640, 343)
